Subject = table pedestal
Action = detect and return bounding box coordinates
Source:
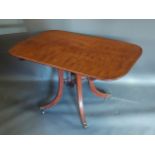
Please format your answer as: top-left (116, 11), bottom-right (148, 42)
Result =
top-left (40, 69), bottom-right (110, 128)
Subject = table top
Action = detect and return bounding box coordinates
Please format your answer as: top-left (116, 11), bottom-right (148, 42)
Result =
top-left (10, 30), bottom-right (142, 80)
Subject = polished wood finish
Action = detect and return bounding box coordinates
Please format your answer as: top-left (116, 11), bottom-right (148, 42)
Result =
top-left (76, 74), bottom-right (87, 128)
top-left (10, 30), bottom-right (142, 80)
top-left (9, 30), bottom-right (142, 128)
top-left (40, 69), bottom-right (64, 110)
top-left (88, 78), bottom-right (110, 98)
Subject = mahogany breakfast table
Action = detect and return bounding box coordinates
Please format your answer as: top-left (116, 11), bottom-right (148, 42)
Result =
top-left (9, 30), bottom-right (142, 128)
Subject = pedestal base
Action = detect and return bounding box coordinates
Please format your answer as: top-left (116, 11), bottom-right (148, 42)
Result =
top-left (40, 68), bottom-right (110, 128)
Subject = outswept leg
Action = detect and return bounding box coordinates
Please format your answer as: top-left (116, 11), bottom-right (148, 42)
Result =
top-left (40, 69), bottom-right (64, 110)
top-left (39, 70), bottom-right (110, 127)
top-left (76, 74), bottom-right (88, 128)
top-left (88, 78), bottom-right (111, 98)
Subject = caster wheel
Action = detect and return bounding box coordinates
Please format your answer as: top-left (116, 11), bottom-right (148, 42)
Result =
top-left (40, 108), bottom-right (46, 115)
top-left (83, 122), bottom-right (88, 129)
top-left (41, 110), bottom-right (45, 115)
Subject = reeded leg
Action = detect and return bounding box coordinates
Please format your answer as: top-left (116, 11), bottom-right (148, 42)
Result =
top-left (40, 69), bottom-right (64, 110)
top-left (76, 74), bottom-right (88, 128)
top-left (88, 78), bottom-right (111, 98)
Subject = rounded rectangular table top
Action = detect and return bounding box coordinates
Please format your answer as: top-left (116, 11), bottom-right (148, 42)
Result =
top-left (9, 30), bottom-right (142, 80)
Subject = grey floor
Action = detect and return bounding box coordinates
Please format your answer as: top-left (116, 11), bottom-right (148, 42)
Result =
top-left (0, 79), bottom-right (155, 135)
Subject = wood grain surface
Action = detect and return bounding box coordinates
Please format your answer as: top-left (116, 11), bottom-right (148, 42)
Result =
top-left (9, 30), bottom-right (142, 80)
